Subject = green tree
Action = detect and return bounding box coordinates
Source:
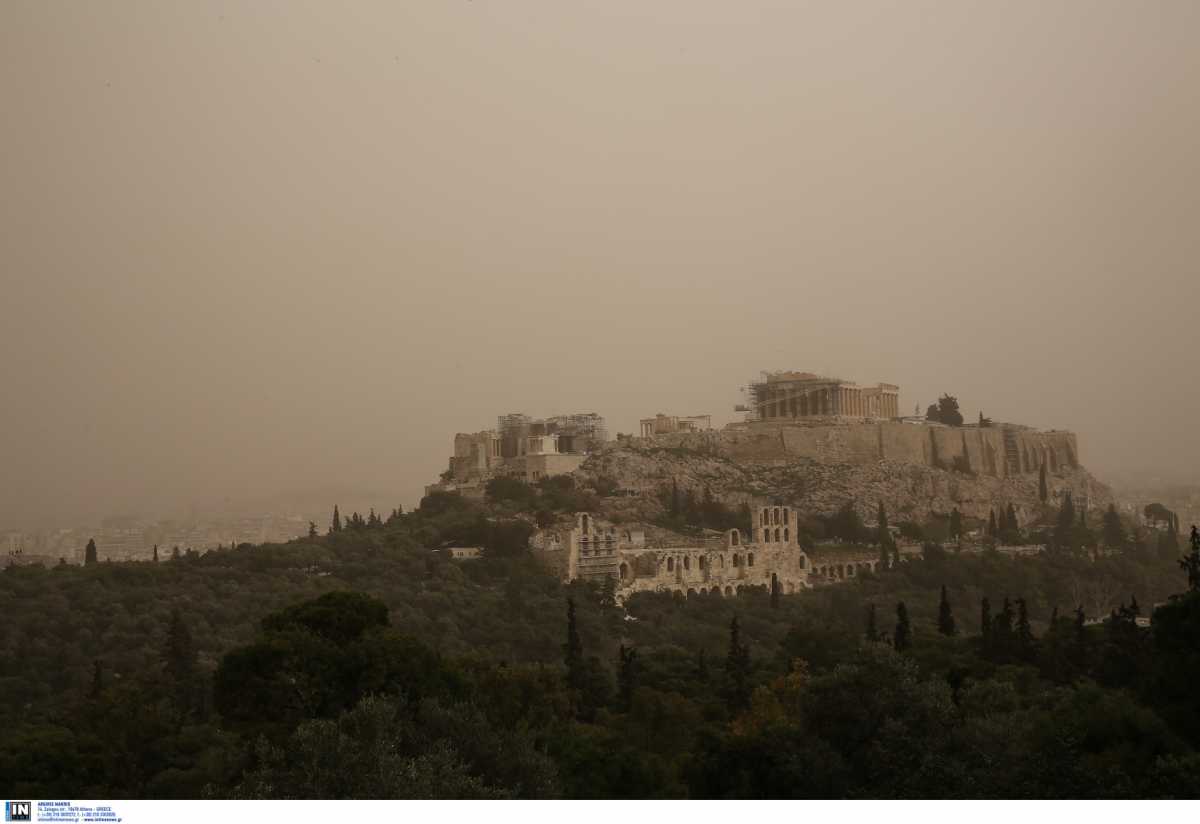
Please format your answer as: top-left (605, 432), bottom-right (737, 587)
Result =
top-left (564, 598), bottom-right (584, 692)
top-left (163, 608), bottom-right (197, 684)
top-left (725, 616), bottom-right (752, 712)
top-left (152, 544), bottom-right (159, 562)
top-left (980, 597), bottom-right (993, 652)
top-left (866, 602), bottom-right (880, 643)
top-left (599, 575), bottom-right (617, 609)
top-left (991, 597), bottom-right (1015, 659)
top-left (84, 538), bottom-right (98, 565)
top-left (1054, 492), bottom-right (1077, 551)
top-left (949, 508), bottom-right (963, 541)
top-left (893, 602), bottom-right (911, 652)
top-left (938, 585), bottom-right (956, 636)
top-left (1102, 504), bottom-right (1126, 548)
top-left (936, 394), bottom-right (964, 426)
top-left (1016, 598), bottom-right (1035, 661)
top-left (1005, 503), bottom-right (1020, 543)
top-left (617, 645), bottom-right (638, 713)
top-left (330, 505), bottom-right (342, 534)
top-left (987, 510), bottom-right (997, 538)
top-left (1180, 526), bottom-right (1200, 592)
top-left (877, 501), bottom-right (892, 547)
top-left (89, 659), bottom-right (104, 698)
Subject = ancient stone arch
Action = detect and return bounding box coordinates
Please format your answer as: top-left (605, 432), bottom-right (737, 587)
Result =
top-left (748, 552), bottom-right (755, 567)
top-left (730, 530), bottom-right (740, 546)
top-left (684, 556), bottom-right (691, 571)
top-left (724, 586), bottom-right (733, 597)
top-left (667, 557), bottom-right (674, 572)
top-left (619, 562), bottom-right (629, 580)
top-left (686, 587), bottom-right (697, 599)
top-left (774, 528), bottom-right (781, 542)
top-left (784, 527), bottom-right (789, 543)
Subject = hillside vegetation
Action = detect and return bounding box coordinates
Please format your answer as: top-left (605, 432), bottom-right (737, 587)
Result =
top-left (3, 489), bottom-right (1200, 799)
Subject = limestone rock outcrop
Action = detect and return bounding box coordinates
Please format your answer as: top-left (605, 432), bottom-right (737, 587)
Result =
top-left (579, 422), bottom-right (1111, 526)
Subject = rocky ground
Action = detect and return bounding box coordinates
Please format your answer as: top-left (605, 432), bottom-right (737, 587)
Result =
top-left (577, 436), bottom-right (1114, 528)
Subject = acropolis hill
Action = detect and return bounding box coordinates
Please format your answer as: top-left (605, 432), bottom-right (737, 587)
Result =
top-left (432, 369), bottom-right (1111, 527)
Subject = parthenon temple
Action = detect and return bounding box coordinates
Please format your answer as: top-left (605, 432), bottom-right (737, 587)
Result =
top-left (748, 371), bottom-right (900, 421)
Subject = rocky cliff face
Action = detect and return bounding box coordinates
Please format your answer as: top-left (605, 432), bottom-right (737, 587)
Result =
top-left (579, 423), bottom-right (1112, 527)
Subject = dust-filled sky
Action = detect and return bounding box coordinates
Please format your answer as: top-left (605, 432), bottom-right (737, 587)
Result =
top-left (3, 1), bottom-right (1199, 529)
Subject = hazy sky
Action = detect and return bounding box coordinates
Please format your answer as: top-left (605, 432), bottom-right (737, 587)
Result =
top-left (3, 1), bottom-right (1199, 528)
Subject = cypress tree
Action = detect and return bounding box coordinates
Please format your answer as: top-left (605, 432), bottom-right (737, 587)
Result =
top-left (89, 659), bottom-right (104, 699)
top-left (1073, 605), bottom-right (1088, 664)
top-left (564, 598), bottom-right (584, 690)
top-left (725, 616), bottom-right (752, 712)
top-left (171, 545), bottom-right (181, 561)
top-left (1016, 598), bottom-right (1035, 659)
top-left (866, 602), bottom-right (880, 642)
top-left (163, 609), bottom-right (198, 709)
top-left (992, 597), bottom-right (1015, 657)
top-left (617, 645), bottom-right (638, 712)
top-left (1006, 503), bottom-right (1019, 538)
top-left (950, 508), bottom-right (963, 540)
top-left (1102, 504), bottom-right (1125, 548)
top-left (894, 602), bottom-right (912, 652)
top-left (770, 574), bottom-right (781, 609)
top-left (877, 502), bottom-right (892, 548)
top-left (987, 510), bottom-right (997, 537)
top-left (980, 596), bottom-right (993, 650)
top-left (1039, 463), bottom-right (1048, 503)
top-left (1179, 526), bottom-right (1200, 592)
top-left (84, 538), bottom-right (98, 565)
top-left (330, 505), bottom-right (342, 534)
top-left (152, 544), bottom-right (159, 563)
top-left (938, 585), bottom-right (956, 636)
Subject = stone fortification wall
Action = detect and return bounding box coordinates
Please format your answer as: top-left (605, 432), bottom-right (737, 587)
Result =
top-left (639, 421), bottom-right (1079, 479)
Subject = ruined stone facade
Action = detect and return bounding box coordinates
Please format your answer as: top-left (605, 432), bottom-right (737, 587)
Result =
top-left (747, 371), bottom-right (900, 420)
top-left (639, 413), bottom-right (712, 437)
top-left (553, 506), bottom-right (811, 599)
